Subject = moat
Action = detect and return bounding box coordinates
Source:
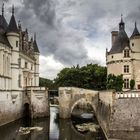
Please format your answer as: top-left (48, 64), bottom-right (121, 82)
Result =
top-left (0, 106), bottom-right (106, 140)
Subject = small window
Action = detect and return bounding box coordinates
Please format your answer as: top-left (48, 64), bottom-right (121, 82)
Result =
top-left (124, 49), bottom-right (130, 58)
top-left (31, 64), bottom-right (33, 70)
top-left (132, 43), bottom-right (134, 46)
top-left (18, 74), bottom-right (21, 87)
top-left (18, 58), bottom-right (21, 68)
top-left (25, 62), bottom-right (28, 68)
top-left (124, 65), bottom-right (129, 73)
top-left (124, 79), bottom-right (129, 89)
top-left (112, 55), bottom-right (113, 58)
top-left (16, 41), bottom-right (19, 47)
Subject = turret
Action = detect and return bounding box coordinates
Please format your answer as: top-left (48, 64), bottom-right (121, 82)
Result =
top-left (109, 15), bottom-right (129, 55)
top-left (33, 33), bottom-right (40, 86)
top-left (130, 22), bottom-right (140, 52)
top-left (6, 5), bottom-right (19, 51)
top-left (6, 6), bottom-right (20, 90)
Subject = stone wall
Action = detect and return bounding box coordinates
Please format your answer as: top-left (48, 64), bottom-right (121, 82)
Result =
top-left (0, 87), bottom-right (49, 126)
top-left (97, 90), bottom-right (140, 139)
top-left (28, 87), bottom-right (50, 118)
top-left (96, 90), bottom-right (114, 137)
top-left (0, 91), bottom-right (23, 126)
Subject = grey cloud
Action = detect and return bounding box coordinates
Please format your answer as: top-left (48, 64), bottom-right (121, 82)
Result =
top-left (3, 0), bottom-right (140, 78)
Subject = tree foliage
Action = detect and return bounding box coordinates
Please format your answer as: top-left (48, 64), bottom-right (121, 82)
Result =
top-left (130, 79), bottom-right (135, 90)
top-left (54, 64), bottom-right (107, 90)
top-left (39, 77), bottom-right (56, 90)
top-left (106, 74), bottom-right (124, 91)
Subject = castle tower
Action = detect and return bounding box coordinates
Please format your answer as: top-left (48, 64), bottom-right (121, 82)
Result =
top-left (106, 16), bottom-right (132, 90)
top-left (6, 6), bottom-right (20, 90)
top-left (130, 22), bottom-right (140, 89)
top-left (33, 33), bottom-right (40, 86)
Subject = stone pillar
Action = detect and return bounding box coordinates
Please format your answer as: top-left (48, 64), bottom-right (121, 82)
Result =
top-left (30, 87), bottom-right (49, 118)
top-left (59, 87), bottom-right (72, 119)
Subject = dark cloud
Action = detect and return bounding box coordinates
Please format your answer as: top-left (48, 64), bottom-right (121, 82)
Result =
top-left (2, 0), bottom-right (140, 78)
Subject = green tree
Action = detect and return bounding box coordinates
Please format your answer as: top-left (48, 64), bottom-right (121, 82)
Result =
top-left (39, 77), bottom-right (57, 90)
top-left (106, 74), bottom-right (123, 91)
top-left (130, 79), bottom-right (135, 90)
top-left (54, 63), bottom-right (107, 90)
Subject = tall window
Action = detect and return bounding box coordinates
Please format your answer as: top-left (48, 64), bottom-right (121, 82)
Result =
top-left (124, 65), bottom-right (129, 73)
top-left (124, 79), bottom-right (129, 89)
top-left (16, 41), bottom-right (19, 47)
top-left (124, 49), bottom-right (130, 58)
top-left (25, 62), bottom-right (28, 68)
top-left (18, 58), bottom-right (21, 68)
top-left (18, 74), bottom-right (21, 87)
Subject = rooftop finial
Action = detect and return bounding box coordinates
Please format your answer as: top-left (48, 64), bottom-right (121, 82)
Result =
top-left (2, 3), bottom-right (4, 16)
top-left (12, 5), bottom-right (14, 15)
top-left (121, 14), bottom-right (123, 22)
top-left (34, 32), bottom-right (36, 41)
top-left (135, 21), bottom-right (137, 28)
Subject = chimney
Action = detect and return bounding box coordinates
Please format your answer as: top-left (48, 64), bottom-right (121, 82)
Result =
top-left (111, 31), bottom-right (118, 45)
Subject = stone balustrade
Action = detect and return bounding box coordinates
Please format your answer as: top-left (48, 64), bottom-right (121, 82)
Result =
top-left (116, 92), bottom-right (140, 99)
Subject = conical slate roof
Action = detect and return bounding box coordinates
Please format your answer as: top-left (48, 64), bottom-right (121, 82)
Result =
top-left (33, 40), bottom-right (40, 53)
top-left (0, 15), bottom-right (11, 48)
top-left (7, 14), bottom-right (19, 33)
top-left (0, 15), bottom-right (8, 33)
top-left (130, 22), bottom-right (140, 39)
top-left (109, 17), bottom-right (129, 55)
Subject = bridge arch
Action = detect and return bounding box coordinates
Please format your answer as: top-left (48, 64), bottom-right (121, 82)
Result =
top-left (71, 98), bottom-right (95, 114)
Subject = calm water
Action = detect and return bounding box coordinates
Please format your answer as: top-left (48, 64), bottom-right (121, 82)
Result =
top-left (0, 107), bottom-right (106, 140)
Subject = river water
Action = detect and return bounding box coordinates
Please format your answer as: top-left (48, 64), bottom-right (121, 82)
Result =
top-left (0, 107), bottom-right (106, 140)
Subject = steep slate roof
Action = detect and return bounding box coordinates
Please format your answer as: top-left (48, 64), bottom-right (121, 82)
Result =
top-left (109, 17), bottom-right (130, 55)
top-left (33, 40), bottom-right (40, 53)
top-left (7, 14), bottom-right (19, 33)
top-left (0, 15), bottom-right (12, 48)
top-left (0, 15), bottom-right (8, 33)
top-left (130, 22), bottom-right (140, 39)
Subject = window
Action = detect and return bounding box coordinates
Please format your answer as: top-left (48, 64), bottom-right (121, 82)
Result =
top-left (18, 58), bottom-right (21, 68)
top-left (124, 79), bottom-right (129, 89)
top-left (124, 49), bottom-right (130, 57)
top-left (18, 74), bottom-right (21, 87)
top-left (124, 65), bottom-right (129, 73)
top-left (112, 55), bottom-right (113, 58)
top-left (16, 41), bottom-right (19, 47)
top-left (31, 64), bottom-right (33, 70)
top-left (25, 62), bottom-right (28, 68)
top-left (132, 43), bottom-right (134, 46)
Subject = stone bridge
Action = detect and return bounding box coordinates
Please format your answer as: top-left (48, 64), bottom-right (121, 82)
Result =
top-left (59, 87), bottom-right (99, 119)
top-left (59, 87), bottom-right (140, 139)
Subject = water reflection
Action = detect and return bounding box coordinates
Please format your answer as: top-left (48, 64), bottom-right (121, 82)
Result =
top-left (0, 107), bottom-right (105, 140)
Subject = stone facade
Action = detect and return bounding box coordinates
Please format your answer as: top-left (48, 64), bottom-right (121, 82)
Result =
top-left (0, 6), bottom-right (49, 126)
top-left (106, 17), bottom-right (140, 90)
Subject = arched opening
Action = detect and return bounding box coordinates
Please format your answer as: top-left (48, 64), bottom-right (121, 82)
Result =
top-left (71, 98), bottom-right (101, 137)
top-left (22, 103), bottom-right (31, 127)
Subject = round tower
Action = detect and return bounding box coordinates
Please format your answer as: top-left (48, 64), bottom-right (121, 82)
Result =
top-left (33, 33), bottom-right (40, 86)
top-left (6, 6), bottom-right (20, 90)
top-left (130, 22), bottom-right (140, 52)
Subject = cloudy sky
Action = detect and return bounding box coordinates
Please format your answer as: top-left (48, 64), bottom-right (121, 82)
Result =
top-left (2, 0), bottom-right (140, 79)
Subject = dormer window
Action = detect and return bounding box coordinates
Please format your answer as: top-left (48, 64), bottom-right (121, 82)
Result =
top-left (124, 49), bottom-right (130, 58)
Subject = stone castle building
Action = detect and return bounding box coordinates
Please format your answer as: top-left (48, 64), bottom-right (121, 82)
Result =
top-left (0, 6), bottom-right (39, 89)
top-left (0, 5), bottom-right (49, 126)
top-left (106, 16), bottom-right (140, 90)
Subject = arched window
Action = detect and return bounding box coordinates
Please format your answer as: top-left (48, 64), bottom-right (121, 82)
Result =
top-left (124, 49), bottom-right (130, 58)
